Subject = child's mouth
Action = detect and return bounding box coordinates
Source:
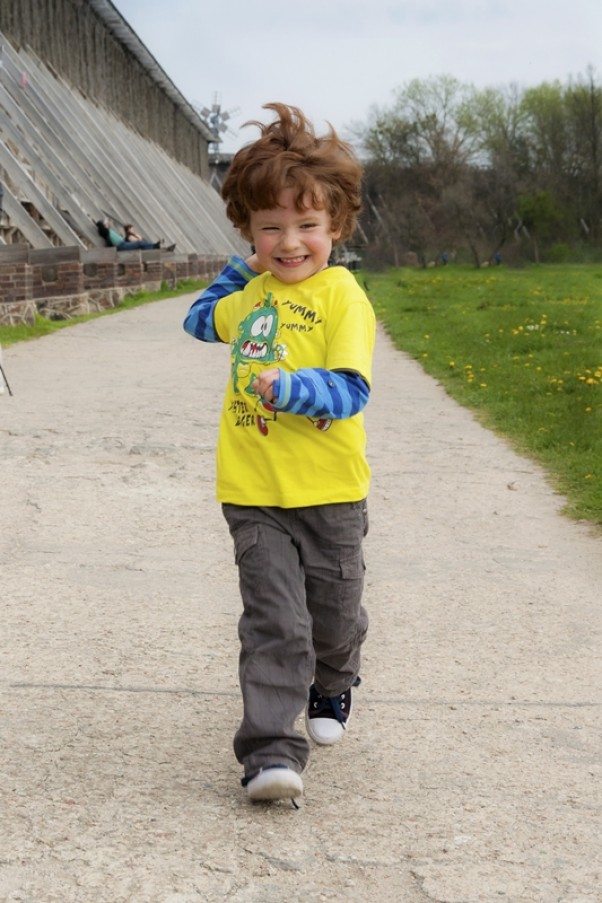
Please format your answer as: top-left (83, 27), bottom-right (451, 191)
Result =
top-left (277, 256), bottom-right (307, 266)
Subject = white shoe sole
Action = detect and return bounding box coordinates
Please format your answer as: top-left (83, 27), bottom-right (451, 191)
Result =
top-left (246, 768), bottom-right (303, 801)
top-left (305, 713), bottom-right (349, 745)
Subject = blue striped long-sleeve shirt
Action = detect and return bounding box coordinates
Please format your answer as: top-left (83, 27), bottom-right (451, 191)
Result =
top-left (183, 256), bottom-right (256, 342)
top-left (183, 257), bottom-right (370, 419)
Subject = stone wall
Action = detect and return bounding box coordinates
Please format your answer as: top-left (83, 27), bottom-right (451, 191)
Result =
top-left (0, 245), bottom-right (226, 325)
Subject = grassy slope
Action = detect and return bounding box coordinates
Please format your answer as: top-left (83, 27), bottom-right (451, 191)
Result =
top-left (364, 264), bottom-right (602, 526)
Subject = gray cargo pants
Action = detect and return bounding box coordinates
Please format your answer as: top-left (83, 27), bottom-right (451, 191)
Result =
top-left (222, 501), bottom-right (369, 777)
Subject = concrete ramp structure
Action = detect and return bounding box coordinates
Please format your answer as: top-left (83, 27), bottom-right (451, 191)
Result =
top-left (0, 0), bottom-right (246, 257)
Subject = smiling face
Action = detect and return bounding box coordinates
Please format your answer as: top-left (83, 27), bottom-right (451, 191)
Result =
top-left (249, 187), bottom-right (341, 284)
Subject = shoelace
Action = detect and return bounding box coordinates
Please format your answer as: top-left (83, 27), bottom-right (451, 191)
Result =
top-left (329, 692), bottom-right (348, 726)
top-left (310, 676), bottom-right (362, 726)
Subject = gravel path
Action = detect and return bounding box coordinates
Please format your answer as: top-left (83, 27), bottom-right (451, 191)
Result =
top-left (1, 294), bottom-right (601, 902)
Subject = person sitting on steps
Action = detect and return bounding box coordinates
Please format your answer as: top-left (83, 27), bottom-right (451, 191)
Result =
top-left (124, 222), bottom-right (176, 251)
top-left (124, 223), bottom-right (142, 242)
top-left (95, 220), bottom-right (175, 252)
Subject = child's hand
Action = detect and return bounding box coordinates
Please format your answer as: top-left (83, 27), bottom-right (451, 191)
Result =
top-left (252, 368), bottom-right (280, 402)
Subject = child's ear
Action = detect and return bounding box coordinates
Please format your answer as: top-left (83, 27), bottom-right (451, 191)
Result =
top-left (331, 226), bottom-right (343, 242)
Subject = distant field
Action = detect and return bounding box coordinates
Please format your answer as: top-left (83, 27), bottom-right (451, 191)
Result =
top-left (364, 264), bottom-right (602, 527)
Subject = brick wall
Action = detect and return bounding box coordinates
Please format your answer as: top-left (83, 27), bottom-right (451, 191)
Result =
top-left (0, 246), bottom-right (32, 304)
top-left (30, 247), bottom-right (84, 300)
top-left (0, 245), bottom-right (228, 325)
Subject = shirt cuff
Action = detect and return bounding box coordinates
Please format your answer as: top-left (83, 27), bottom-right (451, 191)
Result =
top-left (273, 370), bottom-right (290, 407)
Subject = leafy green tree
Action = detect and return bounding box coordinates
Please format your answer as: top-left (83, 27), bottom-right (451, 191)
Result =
top-left (516, 191), bottom-right (562, 262)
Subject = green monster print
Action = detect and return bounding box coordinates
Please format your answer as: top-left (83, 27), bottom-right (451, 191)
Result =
top-left (230, 292), bottom-right (287, 435)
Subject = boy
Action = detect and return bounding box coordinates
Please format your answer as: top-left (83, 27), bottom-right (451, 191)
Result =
top-left (184, 103), bottom-right (375, 803)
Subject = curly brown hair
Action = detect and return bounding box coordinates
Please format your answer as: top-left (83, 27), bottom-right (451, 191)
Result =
top-left (221, 103), bottom-right (362, 244)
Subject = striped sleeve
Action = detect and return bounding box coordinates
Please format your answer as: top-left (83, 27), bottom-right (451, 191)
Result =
top-left (274, 368), bottom-right (370, 419)
top-left (183, 256), bottom-right (256, 342)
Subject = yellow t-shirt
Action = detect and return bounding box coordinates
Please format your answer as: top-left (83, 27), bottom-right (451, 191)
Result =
top-left (213, 266), bottom-right (375, 507)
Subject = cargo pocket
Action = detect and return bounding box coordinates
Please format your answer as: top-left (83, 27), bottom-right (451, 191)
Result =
top-left (340, 549), bottom-right (366, 580)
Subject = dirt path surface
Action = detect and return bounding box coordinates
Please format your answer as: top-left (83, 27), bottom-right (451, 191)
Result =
top-left (1, 294), bottom-right (601, 903)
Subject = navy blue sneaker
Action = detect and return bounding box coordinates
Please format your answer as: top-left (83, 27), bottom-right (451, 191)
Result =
top-left (305, 677), bottom-right (361, 745)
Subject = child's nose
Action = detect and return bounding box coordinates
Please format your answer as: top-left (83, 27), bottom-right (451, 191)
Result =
top-left (280, 228), bottom-right (300, 250)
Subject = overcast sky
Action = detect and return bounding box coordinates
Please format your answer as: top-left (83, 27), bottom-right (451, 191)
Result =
top-left (114, 0), bottom-right (600, 152)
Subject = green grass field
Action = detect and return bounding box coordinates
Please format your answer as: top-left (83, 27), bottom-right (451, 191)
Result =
top-left (364, 264), bottom-right (602, 527)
